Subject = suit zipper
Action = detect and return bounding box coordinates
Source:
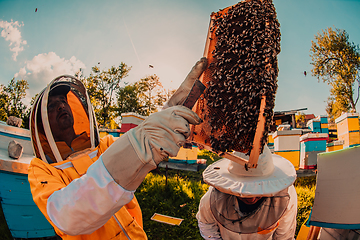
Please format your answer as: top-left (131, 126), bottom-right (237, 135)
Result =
top-left (114, 215), bottom-right (131, 240)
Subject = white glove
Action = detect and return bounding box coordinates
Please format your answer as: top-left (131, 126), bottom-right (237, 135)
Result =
top-left (163, 57), bottom-right (207, 109)
top-left (102, 106), bottom-right (201, 191)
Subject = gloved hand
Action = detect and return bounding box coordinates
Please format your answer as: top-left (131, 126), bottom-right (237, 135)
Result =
top-left (102, 106), bottom-right (201, 191)
top-left (163, 57), bottom-right (207, 109)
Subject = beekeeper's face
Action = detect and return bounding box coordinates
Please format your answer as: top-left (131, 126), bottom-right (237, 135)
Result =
top-left (47, 94), bottom-right (74, 141)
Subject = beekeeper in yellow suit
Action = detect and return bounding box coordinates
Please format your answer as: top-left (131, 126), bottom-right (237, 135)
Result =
top-left (28, 58), bottom-right (207, 240)
top-left (196, 145), bottom-right (298, 239)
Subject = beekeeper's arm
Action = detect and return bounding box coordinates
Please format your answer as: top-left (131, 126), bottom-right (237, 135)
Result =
top-left (41, 58), bottom-right (207, 236)
top-left (43, 106), bottom-right (200, 235)
top-left (272, 185), bottom-right (298, 239)
top-left (196, 187), bottom-right (223, 240)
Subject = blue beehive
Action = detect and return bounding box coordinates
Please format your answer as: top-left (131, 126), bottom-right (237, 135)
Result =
top-left (0, 170), bottom-right (56, 238)
top-left (307, 119), bottom-right (321, 133)
top-left (319, 115), bottom-right (329, 134)
top-left (301, 139), bottom-right (327, 152)
top-left (107, 129), bottom-right (120, 138)
top-left (0, 121), bottom-right (55, 239)
top-left (299, 133), bottom-right (328, 169)
top-left (321, 128), bottom-right (329, 134)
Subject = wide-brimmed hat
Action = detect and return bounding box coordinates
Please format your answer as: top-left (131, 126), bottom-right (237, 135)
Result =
top-left (203, 145), bottom-right (296, 197)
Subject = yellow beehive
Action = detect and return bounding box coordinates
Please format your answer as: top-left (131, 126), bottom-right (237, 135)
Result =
top-left (296, 223), bottom-right (311, 240)
top-left (99, 131), bottom-right (109, 138)
top-left (273, 129), bottom-right (302, 169)
top-left (321, 123), bottom-right (328, 129)
top-left (171, 147), bottom-right (199, 161)
top-left (346, 131), bottom-right (360, 146)
top-left (275, 151), bottom-right (300, 169)
top-left (335, 113), bottom-right (360, 148)
top-left (326, 140), bottom-right (344, 152)
top-left (268, 133), bottom-right (274, 144)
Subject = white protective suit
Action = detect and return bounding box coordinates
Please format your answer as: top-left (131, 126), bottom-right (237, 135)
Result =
top-left (196, 185), bottom-right (297, 240)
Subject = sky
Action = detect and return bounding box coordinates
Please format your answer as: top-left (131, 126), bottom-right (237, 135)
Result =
top-left (1, 0), bottom-right (360, 117)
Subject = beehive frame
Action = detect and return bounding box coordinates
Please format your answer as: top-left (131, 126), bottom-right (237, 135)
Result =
top-left (189, 0), bottom-right (280, 168)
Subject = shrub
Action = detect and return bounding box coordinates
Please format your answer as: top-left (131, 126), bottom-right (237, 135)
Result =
top-left (294, 176), bottom-right (316, 236)
top-left (197, 149), bottom-right (221, 166)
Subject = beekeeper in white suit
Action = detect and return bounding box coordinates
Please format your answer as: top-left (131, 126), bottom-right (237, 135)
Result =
top-left (196, 145), bottom-right (298, 240)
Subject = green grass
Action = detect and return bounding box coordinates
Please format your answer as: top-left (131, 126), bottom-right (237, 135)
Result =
top-left (136, 172), bottom-right (209, 240)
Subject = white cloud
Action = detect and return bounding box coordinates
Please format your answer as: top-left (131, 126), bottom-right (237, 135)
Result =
top-left (15, 52), bottom-right (86, 99)
top-left (0, 20), bottom-right (27, 61)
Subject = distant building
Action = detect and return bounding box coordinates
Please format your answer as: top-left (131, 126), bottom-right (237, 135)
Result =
top-left (273, 108), bottom-right (308, 129)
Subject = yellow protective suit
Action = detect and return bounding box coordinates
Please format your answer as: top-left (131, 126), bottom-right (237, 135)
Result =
top-left (28, 135), bottom-right (147, 239)
top-left (28, 76), bottom-right (147, 239)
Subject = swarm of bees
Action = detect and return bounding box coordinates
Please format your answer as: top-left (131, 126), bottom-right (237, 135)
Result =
top-left (191, 0), bottom-right (280, 155)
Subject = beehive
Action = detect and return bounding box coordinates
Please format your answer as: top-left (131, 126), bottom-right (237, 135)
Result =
top-left (319, 115), bottom-right (329, 134)
top-left (309, 145), bottom-right (360, 228)
top-left (190, 0), bottom-right (280, 159)
top-left (273, 129), bottom-right (302, 169)
top-left (299, 133), bottom-right (328, 169)
top-left (119, 112), bottom-right (146, 134)
top-left (326, 140), bottom-right (344, 152)
top-left (335, 112), bottom-right (360, 148)
top-left (169, 146), bottom-right (199, 164)
top-left (267, 132), bottom-right (274, 151)
top-left (307, 119), bottom-right (321, 133)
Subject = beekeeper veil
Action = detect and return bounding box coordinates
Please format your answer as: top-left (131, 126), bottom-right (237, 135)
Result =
top-left (30, 75), bottom-right (100, 163)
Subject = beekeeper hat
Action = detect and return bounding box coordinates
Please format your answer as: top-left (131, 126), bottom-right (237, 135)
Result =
top-left (203, 145), bottom-right (296, 197)
top-left (30, 75), bottom-right (100, 163)
top-left (49, 82), bottom-right (71, 96)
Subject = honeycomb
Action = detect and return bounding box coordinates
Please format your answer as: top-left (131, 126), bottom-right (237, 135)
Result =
top-left (190, 0), bottom-right (280, 156)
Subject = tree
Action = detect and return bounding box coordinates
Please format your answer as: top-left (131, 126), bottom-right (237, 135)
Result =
top-left (0, 78), bottom-right (29, 127)
top-left (325, 89), bottom-right (350, 121)
top-left (22, 95), bottom-right (38, 129)
top-left (295, 111), bottom-right (306, 129)
top-left (0, 86), bottom-right (9, 122)
top-left (116, 83), bottom-right (146, 115)
top-left (310, 27), bottom-right (360, 120)
top-left (82, 63), bottom-right (131, 128)
top-left (116, 74), bottom-right (176, 117)
top-left (137, 74), bottom-right (168, 115)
